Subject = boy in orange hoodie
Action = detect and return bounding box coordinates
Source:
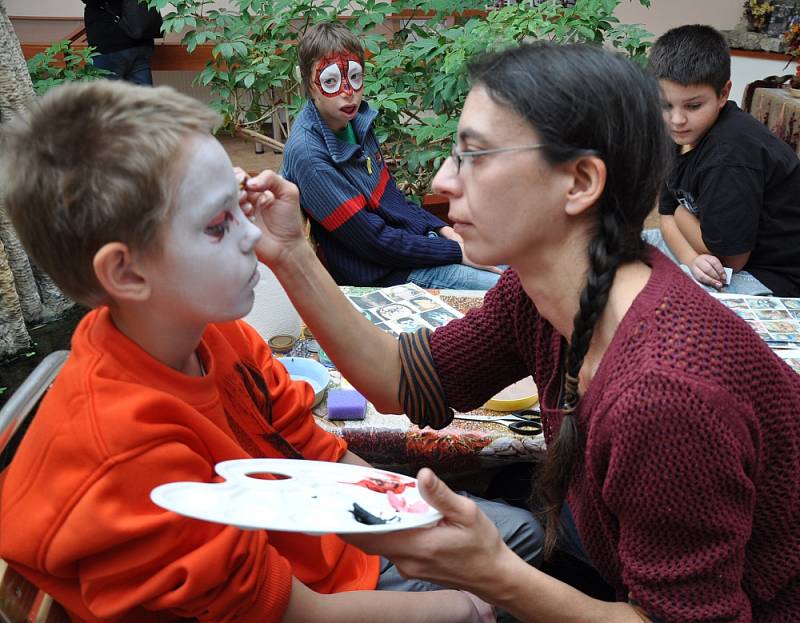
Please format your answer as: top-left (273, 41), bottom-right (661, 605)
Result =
top-left (0, 81), bottom-right (539, 622)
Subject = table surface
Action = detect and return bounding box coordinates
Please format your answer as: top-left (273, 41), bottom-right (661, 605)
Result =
top-left (279, 290), bottom-right (544, 476)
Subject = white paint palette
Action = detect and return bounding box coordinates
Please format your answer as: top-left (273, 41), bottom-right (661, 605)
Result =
top-left (150, 458), bottom-right (442, 534)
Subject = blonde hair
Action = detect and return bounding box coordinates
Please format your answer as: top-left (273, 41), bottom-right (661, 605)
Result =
top-left (1, 80), bottom-right (220, 306)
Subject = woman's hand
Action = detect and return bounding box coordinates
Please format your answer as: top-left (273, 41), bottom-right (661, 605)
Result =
top-left (343, 468), bottom-right (508, 596)
top-left (234, 167), bottom-right (306, 267)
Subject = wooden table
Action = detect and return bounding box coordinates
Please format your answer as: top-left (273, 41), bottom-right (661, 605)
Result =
top-left (281, 290), bottom-right (544, 476)
top-left (752, 87), bottom-right (800, 156)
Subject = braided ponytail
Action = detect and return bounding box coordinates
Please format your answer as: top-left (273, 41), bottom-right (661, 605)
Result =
top-left (537, 212), bottom-right (626, 556)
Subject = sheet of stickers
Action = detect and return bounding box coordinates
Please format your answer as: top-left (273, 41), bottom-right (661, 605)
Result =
top-left (341, 283), bottom-right (463, 337)
top-left (776, 351), bottom-right (800, 375)
top-left (713, 294), bottom-right (800, 353)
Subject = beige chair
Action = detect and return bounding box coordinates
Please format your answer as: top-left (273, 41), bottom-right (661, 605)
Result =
top-left (0, 351), bottom-right (70, 623)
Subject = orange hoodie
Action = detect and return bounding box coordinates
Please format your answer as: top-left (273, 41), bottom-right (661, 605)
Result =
top-left (0, 308), bottom-right (379, 622)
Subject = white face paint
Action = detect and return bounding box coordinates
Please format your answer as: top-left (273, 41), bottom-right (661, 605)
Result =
top-left (347, 60), bottom-right (363, 91)
top-left (319, 62), bottom-right (343, 95)
top-left (313, 53), bottom-right (363, 98)
top-left (310, 53), bottom-right (364, 131)
top-left (139, 135), bottom-right (263, 329)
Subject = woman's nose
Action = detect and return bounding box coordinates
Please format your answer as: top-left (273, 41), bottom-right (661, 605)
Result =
top-left (432, 155), bottom-right (460, 197)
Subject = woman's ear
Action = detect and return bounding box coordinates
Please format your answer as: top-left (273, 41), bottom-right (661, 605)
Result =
top-left (563, 155), bottom-right (606, 217)
top-left (93, 242), bottom-right (151, 302)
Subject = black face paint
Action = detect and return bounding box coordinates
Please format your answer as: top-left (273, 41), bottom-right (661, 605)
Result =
top-left (350, 502), bottom-right (399, 525)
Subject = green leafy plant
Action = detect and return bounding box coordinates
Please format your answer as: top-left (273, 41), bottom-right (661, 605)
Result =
top-left (26, 39), bottom-right (108, 95)
top-left (155, 0), bottom-right (652, 198)
top-left (363, 0), bottom-right (654, 196)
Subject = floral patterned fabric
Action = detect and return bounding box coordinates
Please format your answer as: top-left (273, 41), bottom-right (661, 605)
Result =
top-left (753, 86), bottom-right (800, 156)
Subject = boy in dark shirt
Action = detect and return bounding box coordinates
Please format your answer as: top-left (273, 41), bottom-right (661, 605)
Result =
top-left (648, 24), bottom-right (800, 296)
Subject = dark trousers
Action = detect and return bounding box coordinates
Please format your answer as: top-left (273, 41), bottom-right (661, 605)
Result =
top-left (92, 45), bottom-right (154, 85)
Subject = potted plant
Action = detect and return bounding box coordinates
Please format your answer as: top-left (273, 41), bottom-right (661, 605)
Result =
top-left (152, 0), bottom-right (653, 203)
top-left (784, 16), bottom-right (800, 95)
top-left (743, 0), bottom-right (775, 33)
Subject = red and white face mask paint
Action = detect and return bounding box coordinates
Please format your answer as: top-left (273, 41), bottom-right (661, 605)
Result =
top-left (314, 52), bottom-right (364, 98)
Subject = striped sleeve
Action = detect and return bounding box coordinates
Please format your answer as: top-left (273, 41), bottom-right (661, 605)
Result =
top-left (397, 328), bottom-right (453, 429)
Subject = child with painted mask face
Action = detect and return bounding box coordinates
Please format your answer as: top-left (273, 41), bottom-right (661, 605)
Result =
top-left (281, 22), bottom-right (502, 290)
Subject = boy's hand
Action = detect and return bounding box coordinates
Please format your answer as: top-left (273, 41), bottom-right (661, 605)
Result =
top-left (235, 168), bottom-right (306, 266)
top-left (458, 242), bottom-right (503, 275)
top-left (463, 591), bottom-right (497, 623)
top-left (437, 226), bottom-right (464, 244)
top-left (690, 253), bottom-right (726, 289)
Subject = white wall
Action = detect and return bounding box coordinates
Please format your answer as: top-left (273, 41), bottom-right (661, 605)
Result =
top-left (3, 0), bottom-right (235, 17)
top-left (614, 0), bottom-right (795, 105)
top-left (5, 0), bottom-right (85, 17)
top-left (614, 0), bottom-right (743, 38)
top-left (11, 0), bottom-right (745, 26)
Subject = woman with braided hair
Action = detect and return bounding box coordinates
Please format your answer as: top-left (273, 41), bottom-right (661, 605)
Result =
top-left (244, 41), bottom-right (800, 622)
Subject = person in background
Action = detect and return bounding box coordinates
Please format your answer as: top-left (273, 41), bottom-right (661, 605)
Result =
top-left (282, 22), bottom-right (501, 289)
top-left (242, 41), bottom-right (800, 622)
top-left (82, 0), bottom-right (157, 85)
top-left (647, 24), bottom-right (800, 297)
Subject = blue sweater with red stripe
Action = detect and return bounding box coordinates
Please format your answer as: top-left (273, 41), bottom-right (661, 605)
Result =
top-left (281, 101), bottom-right (462, 286)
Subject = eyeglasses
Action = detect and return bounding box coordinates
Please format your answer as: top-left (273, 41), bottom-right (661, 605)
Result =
top-left (450, 142), bottom-right (546, 174)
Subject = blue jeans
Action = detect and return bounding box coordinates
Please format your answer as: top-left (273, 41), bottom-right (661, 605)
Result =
top-left (406, 230), bottom-right (501, 290)
top-left (92, 46), bottom-right (154, 85)
top-left (557, 503), bottom-right (594, 568)
top-left (642, 229), bottom-right (772, 296)
top-left (407, 264), bottom-right (500, 290)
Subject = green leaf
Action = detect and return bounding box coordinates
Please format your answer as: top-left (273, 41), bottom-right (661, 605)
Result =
top-left (232, 41), bottom-right (249, 57)
top-left (215, 42), bottom-right (234, 59)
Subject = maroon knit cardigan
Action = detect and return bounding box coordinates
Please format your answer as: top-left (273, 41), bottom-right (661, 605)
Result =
top-left (426, 251), bottom-right (800, 622)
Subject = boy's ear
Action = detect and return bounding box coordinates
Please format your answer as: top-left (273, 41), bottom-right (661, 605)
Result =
top-left (562, 155), bottom-right (607, 217)
top-left (719, 80), bottom-right (732, 105)
top-left (93, 242), bottom-right (151, 302)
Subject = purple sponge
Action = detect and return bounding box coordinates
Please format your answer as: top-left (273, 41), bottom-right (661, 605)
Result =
top-left (326, 389), bottom-right (367, 421)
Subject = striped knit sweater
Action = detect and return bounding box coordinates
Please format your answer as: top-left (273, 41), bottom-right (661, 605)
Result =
top-left (398, 249), bottom-right (800, 622)
top-left (281, 101), bottom-right (461, 286)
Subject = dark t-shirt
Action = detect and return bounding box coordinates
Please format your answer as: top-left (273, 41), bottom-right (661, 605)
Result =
top-left (659, 101), bottom-right (800, 296)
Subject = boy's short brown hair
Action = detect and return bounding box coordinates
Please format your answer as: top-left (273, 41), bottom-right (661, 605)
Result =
top-left (647, 24), bottom-right (731, 95)
top-left (298, 22), bottom-right (364, 97)
top-left (1, 81), bottom-right (220, 307)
